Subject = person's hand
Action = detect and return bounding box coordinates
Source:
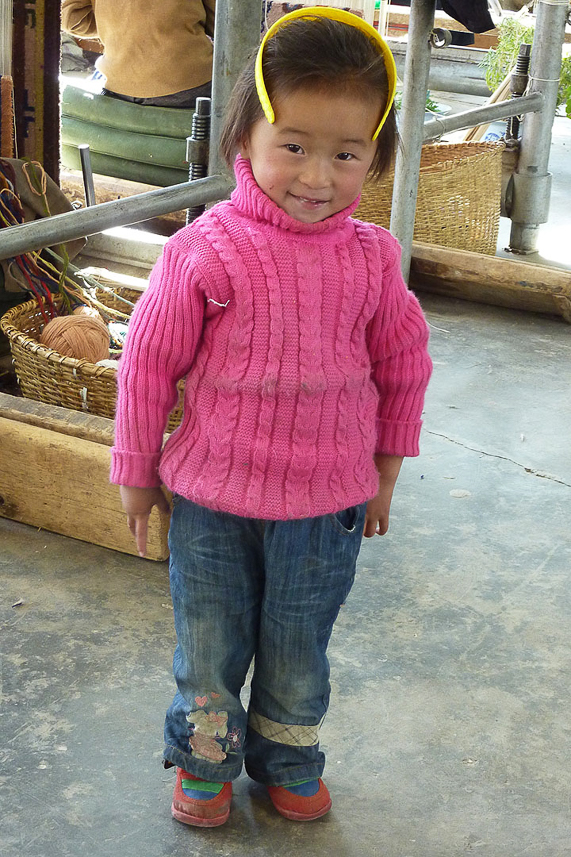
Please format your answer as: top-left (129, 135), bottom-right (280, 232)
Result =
top-left (363, 454), bottom-right (403, 538)
top-left (364, 488), bottom-right (393, 537)
top-left (119, 485), bottom-right (170, 557)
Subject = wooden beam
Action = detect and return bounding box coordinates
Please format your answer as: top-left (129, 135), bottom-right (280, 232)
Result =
top-left (0, 396), bottom-right (169, 561)
top-left (0, 392), bottom-right (116, 445)
top-left (410, 242), bottom-right (571, 323)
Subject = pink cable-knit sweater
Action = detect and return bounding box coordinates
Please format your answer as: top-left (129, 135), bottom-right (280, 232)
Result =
top-left (111, 156), bottom-right (432, 520)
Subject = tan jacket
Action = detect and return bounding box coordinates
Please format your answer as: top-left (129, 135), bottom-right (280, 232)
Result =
top-left (61, 0), bottom-right (215, 98)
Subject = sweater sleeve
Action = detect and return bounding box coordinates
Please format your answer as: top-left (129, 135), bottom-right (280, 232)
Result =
top-left (110, 239), bottom-right (206, 487)
top-left (366, 237), bottom-right (433, 457)
top-left (61, 0), bottom-right (98, 39)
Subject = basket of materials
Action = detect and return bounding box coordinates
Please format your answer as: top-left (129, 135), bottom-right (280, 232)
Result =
top-left (0, 287), bottom-right (183, 432)
top-left (354, 141), bottom-right (505, 255)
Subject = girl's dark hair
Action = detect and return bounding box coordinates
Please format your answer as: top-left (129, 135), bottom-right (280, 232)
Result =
top-left (220, 16), bottom-right (397, 180)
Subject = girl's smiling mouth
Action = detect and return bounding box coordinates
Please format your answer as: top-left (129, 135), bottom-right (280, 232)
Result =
top-left (290, 194), bottom-right (329, 206)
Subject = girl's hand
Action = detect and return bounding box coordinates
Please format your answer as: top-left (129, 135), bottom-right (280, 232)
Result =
top-left (364, 489), bottom-right (393, 537)
top-left (363, 454), bottom-right (403, 538)
top-left (119, 485), bottom-right (171, 557)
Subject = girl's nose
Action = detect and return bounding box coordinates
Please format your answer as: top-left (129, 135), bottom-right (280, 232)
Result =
top-left (299, 157), bottom-right (330, 189)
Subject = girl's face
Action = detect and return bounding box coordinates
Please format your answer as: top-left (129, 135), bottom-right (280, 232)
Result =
top-left (240, 86), bottom-right (380, 224)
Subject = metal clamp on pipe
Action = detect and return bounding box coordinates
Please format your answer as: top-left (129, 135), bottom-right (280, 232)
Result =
top-left (510, 171), bottom-right (553, 227)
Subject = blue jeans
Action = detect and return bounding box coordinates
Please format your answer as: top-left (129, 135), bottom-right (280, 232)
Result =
top-left (163, 497), bottom-right (366, 786)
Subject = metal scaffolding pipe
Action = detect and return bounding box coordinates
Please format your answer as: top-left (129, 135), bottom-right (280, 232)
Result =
top-left (208, 0), bottom-right (262, 180)
top-left (0, 175), bottom-right (232, 260)
top-left (391, 45), bottom-right (489, 97)
top-left (508, 0), bottom-right (569, 253)
top-left (422, 91), bottom-right (544, 141)
top-left (390, 0), bottom-right (436, 279)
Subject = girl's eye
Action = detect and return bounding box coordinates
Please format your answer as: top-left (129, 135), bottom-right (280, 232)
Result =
top-left (337, 152), bottom-right (355, 161)
top-left (285, 144), bottom-right (304, 154)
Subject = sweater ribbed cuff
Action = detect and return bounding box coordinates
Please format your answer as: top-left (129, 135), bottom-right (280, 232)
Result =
top-left (375, 418), bottom-right (422, 458)
top-left (110, 449), bottom-right (162, 488)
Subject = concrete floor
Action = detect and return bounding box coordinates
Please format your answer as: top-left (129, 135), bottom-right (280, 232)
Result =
top-left (2, 290), bottom-right (570, 857)
top-left (3, 82), bottom-right (571, 857)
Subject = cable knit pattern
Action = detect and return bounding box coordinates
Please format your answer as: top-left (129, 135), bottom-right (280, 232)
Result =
top-left (111, 156), bottom-right (433, 520)
top-left (245, 228), bottom-right (284, 512)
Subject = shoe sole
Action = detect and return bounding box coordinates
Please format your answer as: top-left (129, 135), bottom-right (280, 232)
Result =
top-left (171, 802), bottom-right (230, 827)
top-left (271, 797), bottom-right (332, 821)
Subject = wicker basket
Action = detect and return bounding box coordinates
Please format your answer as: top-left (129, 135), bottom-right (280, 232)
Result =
top-left (354, 142), bottom-right (505, 255)
top-left (0, 288), bottom-right (183, 432)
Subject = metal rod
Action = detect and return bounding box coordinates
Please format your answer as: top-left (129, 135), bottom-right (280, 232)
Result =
top-left (390, 0), bottom-right (436, 280)
top-left (78, 144), bottom-right (96, 207)
top-left (506, 43), bottom-right (532, 142)
top-left (186, 97), bottom-right (211, 224)
top-left (390, 44), bottom-right (490, 97)
top-left (378, 0), bottom-right (390, 36)
top-left (208, 0), bottom-right (262, 181)
top-left (422, 91), bottom-right (544, 141)
top-left (508, 0), bottom-right (569, 254)
top-left (0, 175), bottom-right (232, 260)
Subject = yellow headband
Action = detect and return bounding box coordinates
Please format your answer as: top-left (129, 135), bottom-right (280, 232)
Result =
top-left (255, 6), bottom-right (397, 142)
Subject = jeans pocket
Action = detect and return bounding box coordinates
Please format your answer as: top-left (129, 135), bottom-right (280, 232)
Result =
top-left (330, 504), bottom-right (362, 535)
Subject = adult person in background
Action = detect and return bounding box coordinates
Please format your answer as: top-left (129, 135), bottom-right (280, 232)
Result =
top-left (61, 0), bottom-right (215, 108)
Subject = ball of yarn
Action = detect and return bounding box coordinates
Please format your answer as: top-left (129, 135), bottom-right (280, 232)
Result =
top-left (73, 304), bottom-right (102, 319)
top-left (39, 315), bottom-right (110, 363)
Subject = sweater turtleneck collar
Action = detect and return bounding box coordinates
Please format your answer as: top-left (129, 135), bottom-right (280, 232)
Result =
top-left (230, 155), bottom-right (360, 234)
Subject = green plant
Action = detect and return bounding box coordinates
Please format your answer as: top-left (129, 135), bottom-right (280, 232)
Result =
top-left (560, 55), bottom-right (571, 118)
top-left (481, 17), bottom-right (571, 117)
top-left (394, 90), bottom-right (446, 113)
top-left (480, 17), bottom-right (535, 92)
top-left (425, 91), bottom-right (442, 114)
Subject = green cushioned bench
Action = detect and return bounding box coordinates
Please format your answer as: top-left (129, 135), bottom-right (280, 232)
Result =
top-left (60, 79), bottom-right (195, 186)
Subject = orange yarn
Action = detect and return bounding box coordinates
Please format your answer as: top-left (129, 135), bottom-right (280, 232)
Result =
top-left (39, 315), bottom-right (110, 362)
top-left (73, 305), bottom-right (102, 319)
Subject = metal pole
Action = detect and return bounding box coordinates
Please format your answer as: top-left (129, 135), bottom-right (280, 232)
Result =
top-left (208, 0), bottom-right (262, 181)
top-left (78, 144), bottom-right (96, 207)
top-left (506, 44), bottom-right (532, 142)
top-left (390, 0), bottom-right (436, 280)
top-left (0, 175), bottom-right (232, 260)
top-left (390, 44), bottom-right (490, 98)
top-left (508, 0), bottom-right (569, 254)
top-left (378, 0), bottom-right (390, 36)
top-left (422, 91), bottom-right (544, 141)
top-left (186, 97), bottom-right (211, 223)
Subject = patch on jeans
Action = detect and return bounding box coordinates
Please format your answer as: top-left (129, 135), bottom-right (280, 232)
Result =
top-left (227, 727), bottom-right (242, 750)
top-left (186, 709), bottom-right (229, 763)
top-left (248, 710), bottom-right (324, 746)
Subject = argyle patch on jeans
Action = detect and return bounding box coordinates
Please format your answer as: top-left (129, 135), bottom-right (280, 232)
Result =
top-left (248, 710), bottom-right (323, 746)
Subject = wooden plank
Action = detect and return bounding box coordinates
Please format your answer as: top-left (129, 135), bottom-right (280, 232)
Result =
top-left (410, 242), bottom-right (571, 323)
top-left (0, 417), bottom-right (169, 561)
top-left (0, 392), bottom-right (116, 446)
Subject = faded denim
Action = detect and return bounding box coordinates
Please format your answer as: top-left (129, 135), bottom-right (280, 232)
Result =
top-left (163, 496), bottom-right (366, 786)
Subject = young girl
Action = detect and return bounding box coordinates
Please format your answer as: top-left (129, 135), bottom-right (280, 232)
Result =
top-left (112, 6), bottom-right (432, 828)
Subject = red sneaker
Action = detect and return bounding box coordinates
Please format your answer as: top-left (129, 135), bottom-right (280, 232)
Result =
top-left (171, 768), bottom-right (232, 827)
top-left (267, 779), bottom-right (332, 821)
